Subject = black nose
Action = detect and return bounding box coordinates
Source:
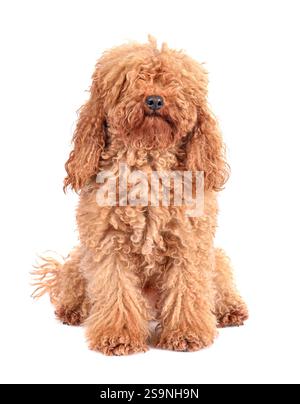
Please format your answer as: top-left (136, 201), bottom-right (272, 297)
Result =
top-left (145, 95), bottom-right (164, 111)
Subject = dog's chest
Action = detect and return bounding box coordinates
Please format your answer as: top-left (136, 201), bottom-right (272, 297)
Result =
top-left (108, 148), bottom-right (182, 260)
top-left (109, 148), bottom-right (179, 206)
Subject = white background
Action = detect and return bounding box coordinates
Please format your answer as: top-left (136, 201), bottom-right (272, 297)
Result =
top-left (0, 0), bottom-right (299, 384)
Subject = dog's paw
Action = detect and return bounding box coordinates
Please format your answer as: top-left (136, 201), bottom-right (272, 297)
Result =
top-left (55, 306), bottom-right (85, 326)
top-left (217, 304), bottom-right (249, 328)
top-left (89, 335), bottom-right (148, 356)
top-left (156, 329), bottom-right (216, 352)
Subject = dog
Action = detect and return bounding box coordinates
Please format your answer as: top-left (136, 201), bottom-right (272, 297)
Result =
top-left (33, 37), bottom-right (248, 355)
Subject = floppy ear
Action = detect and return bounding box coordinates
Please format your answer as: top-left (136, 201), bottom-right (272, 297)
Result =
top-left (186, 106), bottom-right (230, 191)
top-left (63, 76), bottom-right (105, 192)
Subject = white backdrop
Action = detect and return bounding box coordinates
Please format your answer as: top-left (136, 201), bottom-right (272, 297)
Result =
top-left (0, 0), bottom-right (299, 384)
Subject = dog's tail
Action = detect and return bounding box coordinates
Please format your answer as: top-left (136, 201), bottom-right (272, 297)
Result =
top-left (31, 254), bottom-right (64, 305)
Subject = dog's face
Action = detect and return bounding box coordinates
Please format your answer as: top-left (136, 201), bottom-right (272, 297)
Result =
top-left (101, 43), bottom-right (206, 149)
top-left (64, 38), bottom-right (229, 192)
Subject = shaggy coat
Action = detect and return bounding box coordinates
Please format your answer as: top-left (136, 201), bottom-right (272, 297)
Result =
top-left (33, 38), bottom-right (248, 355)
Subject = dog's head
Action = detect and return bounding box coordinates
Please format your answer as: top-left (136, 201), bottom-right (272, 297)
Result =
top-left (64, 37), bottom-right (229, 192)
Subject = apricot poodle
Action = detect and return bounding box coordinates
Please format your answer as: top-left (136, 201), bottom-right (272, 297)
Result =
top-left (33, 37), bottom-right (248, 355)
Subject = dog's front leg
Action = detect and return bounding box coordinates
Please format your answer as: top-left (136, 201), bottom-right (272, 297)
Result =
top-left (83, 241), bottom-right (150, 356)
top-left (156, 229), bottom-right (217, 352)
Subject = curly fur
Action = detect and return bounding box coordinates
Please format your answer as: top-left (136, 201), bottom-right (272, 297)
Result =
top-left (33, 37), bottom-right (248, 355)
